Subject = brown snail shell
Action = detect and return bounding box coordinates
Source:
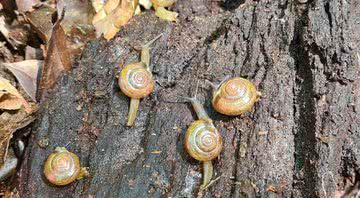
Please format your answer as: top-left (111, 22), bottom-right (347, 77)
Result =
top-left (212, 77), bottom-right (261, 116)
top-left (184, 120), bottom-right (223, 162)
top-left (118, 62), bottom-right (154, 99)
top-left (44, 147), bottom-right (88, 186)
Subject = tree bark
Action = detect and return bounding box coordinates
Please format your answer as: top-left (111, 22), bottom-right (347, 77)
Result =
top-left (17, 0), bottom-right (360, 197)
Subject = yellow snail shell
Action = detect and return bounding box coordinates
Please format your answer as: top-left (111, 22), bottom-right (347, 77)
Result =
top-left (212, 77), bottom-right (261, 116)
top-left (118, 62), bottom-right (154, 99)
top-left (44, 147), bottom-right (87, 186)
top-left (184, 120), bottom-right (223, 162)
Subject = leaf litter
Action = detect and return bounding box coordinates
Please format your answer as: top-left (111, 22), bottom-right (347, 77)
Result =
top-left (0, 0), bottom-right (179, 194)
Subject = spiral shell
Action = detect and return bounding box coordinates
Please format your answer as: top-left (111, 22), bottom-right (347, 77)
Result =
top-left (44, 147), bottom-right (81, 186)
top-left (212, 77), bottom-right (260, 116)
top-left (119, 62), bottom-right (154, 99)
top-left (185, 120), bottom-right (223, 161)
top-left (150, 0), bottom-right (176, 7)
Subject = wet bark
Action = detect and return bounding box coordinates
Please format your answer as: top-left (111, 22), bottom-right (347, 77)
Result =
top-left (17, 0), bottom-right (360, 197)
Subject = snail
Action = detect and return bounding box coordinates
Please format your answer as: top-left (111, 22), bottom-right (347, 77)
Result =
top-left (207, 77), bottom-right (261, 116)
top-left (118, 34), bottom-right (162, 127)
top-left (181, 83), bottom-right (223, 190)
top-left (44, 147), bottom-right (89, 186)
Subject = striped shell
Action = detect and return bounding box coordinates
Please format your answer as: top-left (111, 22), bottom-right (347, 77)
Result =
top-left (212, 77), bottom-right (260, 116)
top-left (185, 120), bottom-right (223, 161)
top-left (44, 147), bottom-right (81, 186)
top-left (119, 62), bottom-right (154, 99)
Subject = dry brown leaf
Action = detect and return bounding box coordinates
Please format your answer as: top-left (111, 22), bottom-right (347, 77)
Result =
top-left (57, 0), bottom-right (96, 57)
top-left (15, 0), bottom-right (41, 12)
top-left (0, 77), bottom-right (31, 113)
top-left (0, 105), bottom-right (37, 167)
top-left (25, 5), bottom-right (56, 42)
top-left (3, 60), bottom-right (42, 102)
top-left (92, 0), bottom-right (138, 40)
top-left (59, 0), bottom-right (94, 34)
top-left (37, 15), bottom-right (71, 98)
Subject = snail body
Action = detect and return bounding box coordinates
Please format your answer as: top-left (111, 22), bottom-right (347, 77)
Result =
top-left (118, 34), bottom-right (162, 127)
top-left (211, 77), bottom-right (261, 116)
top-left (44, 147), bottom-right (88, 186)
top-left (182, 91), bottom-right (223, 190)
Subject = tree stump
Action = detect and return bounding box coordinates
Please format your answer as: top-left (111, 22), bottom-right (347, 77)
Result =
top-left (17, 1), bottom-right (360, 197)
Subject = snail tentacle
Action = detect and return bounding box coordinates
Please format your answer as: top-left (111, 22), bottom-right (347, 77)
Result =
top-left (200, 161), bottom-right (213, 190)
top-left (206, 75), bottom-right (231, 91)
top-left (76, 167), bottom-right (89, 180)
top-left (127, 98), bottom-right (140, 127)
top-left (141, 34), bottom-right (163, 69)
top-left (179, 81), bottom-right (211, 121)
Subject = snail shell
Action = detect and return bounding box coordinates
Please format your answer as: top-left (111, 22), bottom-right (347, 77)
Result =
top-left (118, 62), bottom-right (154, 99)
top-left (44, 147), bottom-right (82, 186)
top-left (212, 77), bottom-right (260, 116)
top-left (185, 120), bottom-right (223, 161)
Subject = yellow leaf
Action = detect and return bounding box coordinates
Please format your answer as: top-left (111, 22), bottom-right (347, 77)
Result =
top-left (150, 0), bottom-right (176, 7)
top-left (139, 0), bottom-right (152, 9)
top-left (92, 0), bottom-right (138, 40)
top-left (154, 6), bottom-right (178, 22)
top-left (0, 78), bottom-right (31, 113)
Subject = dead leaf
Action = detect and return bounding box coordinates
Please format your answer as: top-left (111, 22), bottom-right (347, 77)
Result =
top-left (15, 0), bottom-right (40, 12)
top-left (3, 60), bottom-right (42, 102)
top-left (0, 105), bottom-right (37, 167)
top-left (0, 16), bottom-right (9, 42)
top-left (25, 45), bottom-right (43, 60)
top-left (91, 0), bottom-right (105, 13)
top-left (57, 0), bottom-right (96, 57)
top-left (37, 15), bottom-right (71, 98)
top-left (25, 5), bottom-right (57, 42)
top-left (139, 0), bottom-right (152, 9)
top-left (58, 0), bottom-right (94, 34)
top-left (154, 6), bottom-right (178, 22)
top-left (0, 16), bottom-right (16, 49)
top-left (92, 0), bottom-right (138, 40)
top-left (0, 77), bottom-right (31, 113)
top-left (0, 41), bottom-right (13, 62)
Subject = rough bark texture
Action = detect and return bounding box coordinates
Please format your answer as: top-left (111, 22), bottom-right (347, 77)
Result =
top-left (17, 0), bottom-right (360, 197)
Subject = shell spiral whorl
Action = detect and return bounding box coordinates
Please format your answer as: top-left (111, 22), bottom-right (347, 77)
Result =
top-left (44, 147), bottom-right (81, 186)
top-left (119, 62), bottom-right (154, 99)
top-left (185, 120), bottom-right (223, 162)
top-left (212, 77), bottom-right (260, 116)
